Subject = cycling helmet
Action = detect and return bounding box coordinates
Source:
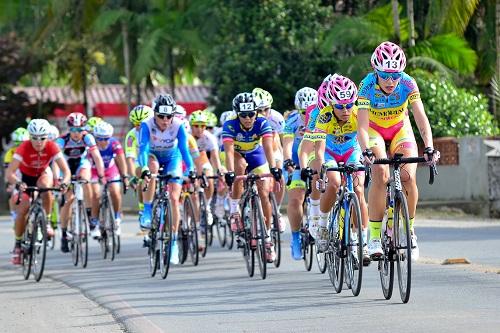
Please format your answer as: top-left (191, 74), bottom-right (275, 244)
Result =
top-left (252, 88), bottom-right (273, 109)
top-left (205, 111), bottom-right (218, 128)
top-left (86, 116), bottom-right (103, 132)
top-left (317, 80), bottom-right (331, 110)
top-left (11, 127), bottom-right (29, 144)
top-left (175, 104), bottom-right (187, 119)
top-left (220, 110), bottom-right (236, 126)
top-left (152, 94), bottom-right (176, 115)
top-left (47, 125), bottom-right (60, 141)
top-left (189, 110), bottom-right (208, 125)
top-left (328, 75), bottom-right (358, 104)
top-left (67, 112), bottom-right (87, 127)
top-left (27, 119), bottom-right (51, 137)
top-left (294, 87), bottom-right (318, 110)
top-left (129, 105), bottom-right (154, 125)
top-left (371, 41), bottom-right (406, 73)
top-left (93, 121), bottom-right (114, 138)
top-left (232, 93), bottom-right (256, 113)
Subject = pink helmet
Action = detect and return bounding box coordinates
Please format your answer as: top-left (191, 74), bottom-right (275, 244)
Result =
top-left (66, 112), bottom-right (87, 127)
top-left (328, 75), bottom-right (358, 104)
top-left (371, 41), bottom-right (406, 73)
top-left (317, 80), bottom-right (331, 110)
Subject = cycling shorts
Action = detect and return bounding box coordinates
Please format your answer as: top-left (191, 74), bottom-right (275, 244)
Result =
top-left (237, 146), bottom-right (269, 175)
top-left (91, 164), bottom-right (120, 183)
top-left (150, 154), bottom-right (183, 184)
top-left (368, 117), bottom-right (417, 154)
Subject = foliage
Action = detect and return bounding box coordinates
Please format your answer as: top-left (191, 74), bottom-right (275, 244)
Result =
top-left (412, 70), bottom-right (499, 138)
top-left (203, 0), bottom-right (335, 114)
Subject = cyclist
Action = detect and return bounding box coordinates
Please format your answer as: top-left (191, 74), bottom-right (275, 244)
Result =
top-left (223, 92), bottom-right (282, 263)
top-left (90, 121), bottom-right (129, 237)
top-left (125, 105), bottom-right (154, 221)
top-left (86, 116), bottom-right (103, 134)
top-left (5, 119), bottom-right (70, 265)
top-left (305, 75), bottom-right (369, 260)
top-left (56, 112), bottom-right (106, 251)
top-left (283, 87), bottom-right (318, 260)
top-left (205, 110), bottom-right (218, 135)
top-left (139, 94), bottom-right (195, 265)
top-left (4, 127), bottom-right (29, 226)
top-left (252, 88), bottom-right (286, 232)
top-left (358, 41), bottom-right (439, 261)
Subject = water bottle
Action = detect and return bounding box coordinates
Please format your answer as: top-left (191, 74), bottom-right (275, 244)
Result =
top-left (75, 183), bottom-right (84, 201)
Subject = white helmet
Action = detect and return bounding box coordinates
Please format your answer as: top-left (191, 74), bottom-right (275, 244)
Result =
top-left (220, 110), bottom-right (236, 126)
top-left (27, 119), bottom-right (51, 137)
top-left (175, 104), bottom-right (187, 120)
top-left (93, 121), bottom-right (114, 138)
top-left (295, 87), bottom-right (318, 110)
top-left (371, 41), bottom-right (406, 72)
top-left (47, 125), bottom-right (60, 140)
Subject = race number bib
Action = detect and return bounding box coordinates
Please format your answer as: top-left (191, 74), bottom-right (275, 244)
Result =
top-left (158, 105), bottom-right (174, 114)
top-left (337, 90), bottom-right (352, 100)
top-left (239, 102), bottom-right (254, 111)
top-left (383, 60), bottom-right (399, 71)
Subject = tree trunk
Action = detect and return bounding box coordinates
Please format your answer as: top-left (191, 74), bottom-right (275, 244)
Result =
top-left (407, 0), bottom-right (415, 47)
top-left (495, 0), bottom-right (500, 120)
top-left (167, 46), bottom-right (175, 99)
top-left (122, 20), bottom-right (132, 111)
top-left (392, 0), bottom-right (401, 44)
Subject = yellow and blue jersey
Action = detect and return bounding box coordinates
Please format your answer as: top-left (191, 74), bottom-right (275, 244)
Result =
top-left (221, 115), bottom-right (273, 154)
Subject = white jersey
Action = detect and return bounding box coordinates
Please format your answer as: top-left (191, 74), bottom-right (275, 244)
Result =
top-left (143, 116), bottom-right (183, 153)
top-left (196, 130), bottom-right (218, 153)
top-left (267, 109), bottom-right (285, 134)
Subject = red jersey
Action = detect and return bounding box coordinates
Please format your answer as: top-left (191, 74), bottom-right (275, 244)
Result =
top-left (13, 141), bottom-right (63, 177)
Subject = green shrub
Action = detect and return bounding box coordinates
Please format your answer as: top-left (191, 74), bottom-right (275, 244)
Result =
top-left (411, 70), bottom-right (499, 138)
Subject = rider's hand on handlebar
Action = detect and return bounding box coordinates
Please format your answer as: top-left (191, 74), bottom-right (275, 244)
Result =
top-left (224, 171), bottom-right (235, 188)
top-left (300, 167), bottom-right (313, 182)
top-left (283, 159), bottom-right (295, 173)
top-left (98, 175), bottom-right (107, 185)
top-left (362, 148), bottom-right (375, 165)
top-left (141, 167), bottom-right (151, 185)
top-left (424, 147), bottom-right (440, 166)
top-left (270, 167), bottom-right (282, 182)
top-left (188, 170), bottom-right (197, 182)
top-left (59, 182), bottom-right (69, 194)
top-left (15, 181), bottom-right (27, 192)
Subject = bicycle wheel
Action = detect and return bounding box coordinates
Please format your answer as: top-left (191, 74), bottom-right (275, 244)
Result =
top-left (394, 192), bottom-right (412, 303)
top-left (149, 202), bottom-right (160, 277)
top-left (269, 193), bottom-right (281, 268)
top-left (379, 226), bottom-right (394, 300)
top-left (241, 198), bottom-right (254, 277)
top-left (79, 201), bottom-right (89, 268)
top-left (70, 203), bottom-right (79, 266)
top-left (99, 202), bottom-right (109, 259)
top-left (32, 208), bottom-right (48, 282)
top-left (253, 196), bottom-right (267, 280)
top-left (327, 204), bottom-right (344, 293)
top-left (184, 195), bottom-right (199, 266)
top-left (315, 246), bottom-right (327, 274)
top-left (108, 201), bottom-right (117, 261)
top-left (215, 215), bottom-right (226, 248)
top-left (302, 201), bottom-right (313, 271)
top-left (226, 215), bottom-right (234, 250)
top-left (345, 193), bottom-right (363, 296)
top-left (22, 217), bottom-right (33, 280)
top-left (160, 200), bottom-right (173, 279)
top-left (198, 192), bottom-right (209, 258)
top-left (49, 199), bottom-right (58, 250)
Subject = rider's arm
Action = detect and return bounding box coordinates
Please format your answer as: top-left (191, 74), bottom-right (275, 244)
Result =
top-left (54, 154), bottom-right (71, 185)
top-left (177, 124), bottom-right (194, 172)
top-left (223, 140), bottom-right (235, 172)
top-left (138, 122), bottom-right (151, 170)
top-left (124, 131), bottom-right (138, 176)
top-left (411, 100), bottom-right (434, 149)
top-left (113, 142), bottom-right (129, 177)
top-left (262, 134), bottom-right (276, 169)
top-left (315, 139), bottom-right (326, 167)
top-left (282, 136), bottom-right (294, 161)
top-left (5, 158), bottom-right (21, 185)
top-left (357, 102), bottom-right (370, 152)
top-left (89, 148), bottom-right (105, 178)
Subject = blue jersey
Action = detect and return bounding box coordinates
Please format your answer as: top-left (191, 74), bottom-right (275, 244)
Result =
top-left (221, 116), bottom-right (273, 154)
top-left (283, 110), bottom-right (306, 165)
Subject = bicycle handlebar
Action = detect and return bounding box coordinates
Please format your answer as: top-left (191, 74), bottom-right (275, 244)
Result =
top-left (15, 186), bottom-right (62, 205)
top-left (366, 155), bottom-right (438, 185)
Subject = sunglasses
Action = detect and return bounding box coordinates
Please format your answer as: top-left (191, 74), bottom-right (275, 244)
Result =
top-left (192, 124), bottom-right (206, 128)
top-left (96, 137), bottom-right (110, 142)
top-left (156, 113), bottom-right (174, 120)
top-left (70, 127), bottom-right (84, 133)
top-left (238, 111), bottom-right (256, 118)
top-left (333, 103), bottom-right (354, 110)
top-left (257, 107), bottom-right (270, 113)
top-left (376, 70), bottom-right (403, 81)
top-left (31, 136), bottom-right (47, 142)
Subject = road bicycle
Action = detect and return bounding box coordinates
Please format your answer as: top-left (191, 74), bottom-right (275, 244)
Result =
top-left (211, 177), bottom-right (233, 249)
top-left (98, 179), bottom-right (124, 261)
top-left (178, 177), bottom-right (198, 266)
top-left (294, 169), bottom-right (316, 272)
top-left (367, 153), bottom-right (437, 303)
top-left (233, 173), bottom-right (275, 279)
top-left (17, 186), bottom-right (62, 281)
top-left (67, 177), bottom-right (90, 268)
top-left (320, 163), bottom-right (365, 296)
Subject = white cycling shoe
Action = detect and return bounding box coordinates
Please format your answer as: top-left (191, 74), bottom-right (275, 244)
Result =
top-left (368, 238), bottom-right (383, 258)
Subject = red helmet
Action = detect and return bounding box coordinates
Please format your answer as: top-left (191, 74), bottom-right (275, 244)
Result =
top-left (66, 112), bottom-right (87, 127)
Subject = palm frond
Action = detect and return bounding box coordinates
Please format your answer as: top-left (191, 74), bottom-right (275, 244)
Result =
top-left (93, 9), bottom-right (131, 33)
top-left (133, 29), bottom-right (163, 80)
top-left (406, 56), bottom-right (456, 81)
top-left (425, 0), bottom-right (479, 37)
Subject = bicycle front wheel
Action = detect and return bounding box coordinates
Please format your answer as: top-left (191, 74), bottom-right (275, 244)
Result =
top-left (22, 218), bottom-right (33, 280)
top-left (327, 204), bottom-right (343, 293)
top-left (70, 204), bottom-right (79, 266)
top-left (184, 195), bottom-right (199, 266)
top-left (269, 193), bottom-right (281, 268)
top-left (198, 192), bottom-right (209, 258)
top-left (32, 208), bottom-right (48, 282)
top-left (99, 203), bottom-right (109, 259)
top-left (345, 193), bottom-right (363, 296)
top-left (79, 201), bottom-right (89, 268)
top-left (108, 202), bottom-right (117, 261)
top-left (302, 201), bottom-right (314, 271)
top-left (315, 247), bottom-right (327, 274)
top-left (240, 198), bottom-right (254, 277)
top-left (160, 200), bottom-right (174, 279)
top-left (215, 216), bottom-right (226, 248)
top-left (379, 218), bottom-right (394, 299)
top-left (253, 196), bottom-right (267, 280)
top-left (394, 191), bottom-right (412, 303)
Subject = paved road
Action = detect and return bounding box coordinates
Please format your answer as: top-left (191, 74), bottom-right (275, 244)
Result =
top-left (1, 215), bottom-right (499, 333)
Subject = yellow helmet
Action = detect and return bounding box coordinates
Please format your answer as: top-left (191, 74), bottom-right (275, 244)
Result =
top-left (129, 105), bottom-right (154, 126)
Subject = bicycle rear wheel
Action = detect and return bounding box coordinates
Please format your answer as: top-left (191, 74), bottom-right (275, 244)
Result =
top-left (379, 228), bottom-right (394, 299)
top-left (215, 216), bottom-right (226, 248)
top-left (160, 200), bottom-right (174, 279)
top-left (394, 192), bottom-right (412, 303)
top-left (302, 201), bottom-right (313, 271)
top-left (32, 208), bottom-right (48, 282)
top-left (345, 193), bottom-right (363, 296)
top-left (149, 202), bottom-right (159, 277)
top-left (22, 219), bottom-right (33, 280)
top-left (315, 246), bottom-right (327, 274)
top-left (198, 192), bottom-right (209, 257)
top-left (184, 195), bottom-right (199, 266)
top-left (99, 202), bottom-right (109, 259)
top-left (79, 201), bottom-right (89, 268)
top-left (253, 196), bottom-right (267, 280)
top-left (241, 198), bottom-right (254, 277)
top-left (108, 202), bottom-right (117, 261)
top-left (269, 193), bottom-right (281, 268)
top-left (226, 215), bottom-right (234, 250)
top-left (327, 204), bottom-right (344, 293)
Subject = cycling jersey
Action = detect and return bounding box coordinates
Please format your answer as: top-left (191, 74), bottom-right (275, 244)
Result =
top-left (91, 137), bottom-right (123, 182)
top-left (139, 117), bottom-right (194, 181)
top-left (3, 146), bottom-right (16, 168)
top-left (283, 110), bottom-right (306, 166)
top-left (187, 134), bottom-right (200, 160)
top-left (265, 109), bottom-right (285, 134)
top-left (221, 116), bottom-right (273, 154)
top-left (55, 132), bottom-right (96, 174)
top-left (304, 104), bottom-right (321, 135)
top-left (124, 128), bottom-right (139, 159)
top-left (195, 130), bottom-right (218, 153)
top-left (13, 141), bottom-right (62, 177)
